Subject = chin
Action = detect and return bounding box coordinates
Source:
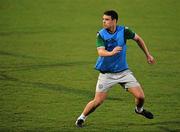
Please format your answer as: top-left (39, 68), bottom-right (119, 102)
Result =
top-left (103, 25), bottom-right (107, 28)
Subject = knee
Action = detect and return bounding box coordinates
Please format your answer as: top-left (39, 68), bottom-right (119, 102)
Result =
top-left (136, 95), bottom-right (145, 101)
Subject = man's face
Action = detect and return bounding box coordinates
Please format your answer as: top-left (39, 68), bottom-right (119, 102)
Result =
top-left (102, 15), bottom-right (116, 29)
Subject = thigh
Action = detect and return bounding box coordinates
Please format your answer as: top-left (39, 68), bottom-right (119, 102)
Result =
top-left (96, 73), bottom-right (117, 92)
top-left (128, 86), bottom-right (145, 98)
top-left (119, 70), bottom-right (140, 90)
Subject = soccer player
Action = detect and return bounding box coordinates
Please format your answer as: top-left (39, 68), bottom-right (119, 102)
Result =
top-left (75, 10), bottom-right (155, 127)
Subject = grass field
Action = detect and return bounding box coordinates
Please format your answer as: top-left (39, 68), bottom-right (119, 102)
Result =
top-left (0, 0), bottom-right (180, 131)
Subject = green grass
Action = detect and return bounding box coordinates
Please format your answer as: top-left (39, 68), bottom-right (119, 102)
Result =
top-left (0, 0), bottom-right (180, 131)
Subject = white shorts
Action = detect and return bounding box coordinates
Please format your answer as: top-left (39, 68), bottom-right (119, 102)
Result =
top-left (96, 69), bottom-right (140, 92)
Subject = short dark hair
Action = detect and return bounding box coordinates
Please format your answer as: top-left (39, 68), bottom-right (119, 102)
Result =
top-left (104, 10), bottom-right (118, 21)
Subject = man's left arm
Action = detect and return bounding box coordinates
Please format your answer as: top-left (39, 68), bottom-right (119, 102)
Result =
top-left (133, 34), bottom-right (155, 64)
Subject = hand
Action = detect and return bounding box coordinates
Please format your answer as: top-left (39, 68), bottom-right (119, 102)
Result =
top-left (111, 46), bottom-right (122, 55)
top-left (146, 54), bottom-right (155, 64)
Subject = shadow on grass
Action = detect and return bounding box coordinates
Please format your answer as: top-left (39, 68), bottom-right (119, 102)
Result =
top-left (0, 73), bottom-right (122, 101)
top-left (122, 121), bottom-right (180, 132)
top-left (0, 50), bottom-right (41, 60)
top-left (0, 120), bottom-right (178, 132)
top-left (0, 72), bottom-right (94, 98)
top-left (158, 126), bottom-right (180, 132)
top-left (122, 120), bottom-right (180, 126)
top-left (0, 50), bottom-right (122, 101)
top-left (0, 61), bottom-right (93, 72)
top-left (0, 50), bottom-right (95, 72)
top-left (0, 28), bottom-right (60, 36)
top-left (88, 120), bottom-right (180, 132)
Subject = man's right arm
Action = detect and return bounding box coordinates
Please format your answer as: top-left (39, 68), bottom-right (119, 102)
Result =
top-left (96, 33), bottom-right (122, 56)
top-left (97, 47), bottom-right (122, 57)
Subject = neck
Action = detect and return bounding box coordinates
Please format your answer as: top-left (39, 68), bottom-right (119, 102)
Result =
top-left (108, 25), bottom-right (116, 33)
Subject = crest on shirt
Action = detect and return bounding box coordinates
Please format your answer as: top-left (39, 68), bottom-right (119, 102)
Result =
top-left (98, 84), bottom-right (103, 89)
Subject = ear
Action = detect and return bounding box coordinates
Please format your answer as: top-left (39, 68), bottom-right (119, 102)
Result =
top-left (113, 19), bottom-right (117, 24)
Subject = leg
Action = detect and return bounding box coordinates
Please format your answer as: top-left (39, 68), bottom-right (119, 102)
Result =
top-left (82, 92), bottom-right (108, 116)
top-left (75, 92), bottom-right (107, 127)
top-left (128, 86), bottom-right (145, 111)
top-left (128, 86), bottom-right (153, 119)
top-left (76, 73), bottom-right (115, 127)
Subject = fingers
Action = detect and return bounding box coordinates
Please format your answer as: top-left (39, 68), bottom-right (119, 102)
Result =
top-left (112, 46), bottom-right (122, 55)
top-left (148, 59), bottom-right (154, 64)
top-left (114, 46), bottom-right (122, 51)
top-left (149, 59), bottom-right (155, 64)
top-left (147, 55), bottom-right (155, 64)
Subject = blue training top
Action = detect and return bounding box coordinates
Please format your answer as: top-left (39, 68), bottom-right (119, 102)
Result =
top-left (95, 26), bottom-right (128, 73)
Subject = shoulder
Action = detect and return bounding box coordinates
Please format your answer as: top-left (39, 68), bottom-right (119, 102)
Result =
top-left (96, 32), bottom-right (105, 48)
top-left (116, 25), bottom-right (125, 31)
top-left (96, 32), bottom-right (102, 39)
top-left (98, 28), bottom-right (106, 34)
top-left (124, 26), bottom-right (135, 33)
top-left (124, 26), bottom-right (136, 40)
top-left (97, 28), bottom-right (109, 40)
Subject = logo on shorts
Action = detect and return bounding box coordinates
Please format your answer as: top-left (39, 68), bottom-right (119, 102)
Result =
top-left (98, 84), bottom-right (103, 89)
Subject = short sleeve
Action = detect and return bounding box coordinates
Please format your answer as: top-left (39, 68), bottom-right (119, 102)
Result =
top-left (124, 27), bottom-right (136, 40)
top-left (96, 33), bottom-right (105, 48)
